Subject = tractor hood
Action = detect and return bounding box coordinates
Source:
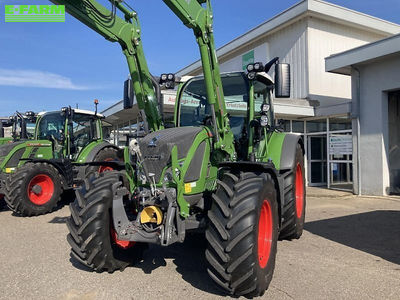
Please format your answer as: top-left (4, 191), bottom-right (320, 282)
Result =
top-left (138, 127), bottom-right (204, 183)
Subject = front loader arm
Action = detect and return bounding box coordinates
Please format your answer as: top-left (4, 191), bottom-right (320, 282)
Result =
top-left (49, 0), bottom-right (163, 131)
top-left (162, 0), bottom-right (235, 158)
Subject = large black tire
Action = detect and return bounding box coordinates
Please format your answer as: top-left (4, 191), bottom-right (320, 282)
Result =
top-left (279, 143), bottom-right (306, 240)
top-left (205, 171), bottom-right (279, 298)
top-left (86, 147), bottom-right (120, 175)
top-left (67, 171), bottom-right (143, 272)
top-left (5, 162), bottom-right (63, 216)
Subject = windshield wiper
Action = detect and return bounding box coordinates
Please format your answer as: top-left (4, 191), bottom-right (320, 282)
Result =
top-left (184, 90), bottom-right (207, 101)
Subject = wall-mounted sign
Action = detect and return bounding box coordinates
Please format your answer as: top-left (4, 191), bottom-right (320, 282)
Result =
top-left (329, 134), bottom-right (352, 155)
top-left (242, 50), bottom-right (254, 70)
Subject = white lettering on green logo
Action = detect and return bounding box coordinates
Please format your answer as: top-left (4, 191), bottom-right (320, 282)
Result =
top-left (4, 5), bottom-right (65, 23)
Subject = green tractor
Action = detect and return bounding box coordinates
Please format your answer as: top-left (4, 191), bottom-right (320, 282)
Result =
top-left (0, 105), bottom-right (120, 216)
top-left (0, 111), bottom-right (37, 145)
top-left (54, 0), bottom-right (306, 297)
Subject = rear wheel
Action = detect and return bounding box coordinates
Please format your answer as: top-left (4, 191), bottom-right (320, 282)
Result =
top-left (5, 162), bottom-right (62, 216)
top-left (279, 143), bottom-right (306, 240)
top-left (67, 171), bottom-right (142, 272)
top-left (205, 171), bottom-right (278, 297)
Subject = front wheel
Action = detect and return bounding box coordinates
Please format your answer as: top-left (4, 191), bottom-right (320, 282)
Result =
top-left (205, 171), bottom-right (278, 297)
top-left (5, 162), bottom-right (62, 216)
top-left (67, 171), bottom-right (143, 272)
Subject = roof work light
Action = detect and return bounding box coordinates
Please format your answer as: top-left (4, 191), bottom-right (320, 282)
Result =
top-left (159, 73), bottom-right (176, 89)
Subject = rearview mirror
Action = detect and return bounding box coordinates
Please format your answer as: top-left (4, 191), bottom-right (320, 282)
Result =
top-left (274, 63), bottom-right (291, 98)
top-left (123, 79), bottom-right (135, 109)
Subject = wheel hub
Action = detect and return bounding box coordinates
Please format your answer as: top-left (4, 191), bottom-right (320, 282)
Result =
top-left (31, 185), bottom-right (42, 195)
top-left (27, 174), bottom-right (54, 205)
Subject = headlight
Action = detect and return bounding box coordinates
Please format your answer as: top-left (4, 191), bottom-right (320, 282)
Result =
top-left (167, 73), bottom-right (174, 81)
top-left (247, 71), bottom-right (256, 81)
top-left (261, 104), bottom-right (270, 113)
top-left (260, 115), bottom-right (269, 127)
top-left (160, 74), bottom-right (168, 82)
top-left (254, 62), bottom-right (264, 72)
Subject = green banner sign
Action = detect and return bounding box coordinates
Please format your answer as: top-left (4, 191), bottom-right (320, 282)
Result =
top-left (242, 50), bottom-right (254, 70)
top-left (5, 5), bottom-right (65, 23)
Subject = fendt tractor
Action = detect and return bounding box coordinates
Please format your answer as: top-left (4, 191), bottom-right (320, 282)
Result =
top-left (52, 0), bottom-right (306, 297)
top-left (0, 111), bottom-right (37, 145)
top-left (0, 111), bottom-right (37, 209)
top-left (0, 103), bottom-right (120, 216)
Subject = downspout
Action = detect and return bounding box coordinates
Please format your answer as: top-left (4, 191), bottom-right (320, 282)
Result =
top-left (354, 67), bottom-right (362, 195)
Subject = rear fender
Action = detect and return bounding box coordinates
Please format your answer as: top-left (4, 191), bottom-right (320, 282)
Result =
top-left (280, 134), bottom-right (304, 172)
top-left (76, 141), bottom-right (120, 163)
top-left (267, 132), bottom-right (304, 172)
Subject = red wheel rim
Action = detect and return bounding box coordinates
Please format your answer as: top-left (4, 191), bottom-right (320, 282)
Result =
top-left (111, 227), bottom-right (135, 250)
top-left (258, 200), bottom-right (273, 268)
top-left (27, 174), bottom-right (54, 205)
top-left (295, 163), bottom-right (304, 218)
top-left (99, 158), bottom-right (114, 173)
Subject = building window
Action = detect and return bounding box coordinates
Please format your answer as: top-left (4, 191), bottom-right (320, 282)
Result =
top-left (329, 117), bottom-right (351, 131)
top-left (292, 121), bottom-right (304, 133)
top-left (307, 119), bottom-right (327, 133)
top-left (280, 120), bottom-right (291, 132)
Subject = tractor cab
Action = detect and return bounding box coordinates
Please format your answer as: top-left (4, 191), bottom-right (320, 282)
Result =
top-left (0, 111), bottom-right (37, 144)
top-left (35, 109), bottom-right (103, 159)
top-left (176, 71), bottom-right (275, 160)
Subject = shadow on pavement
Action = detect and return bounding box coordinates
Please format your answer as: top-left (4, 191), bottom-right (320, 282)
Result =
top-left (305, 210), bottom-right (400, 265)
top-left (135, 233), bottom-right (224, 296)
top-left (69, 233), bottom-right (224, 296)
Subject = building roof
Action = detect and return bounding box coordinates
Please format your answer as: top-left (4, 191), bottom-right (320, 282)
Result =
top-left (176, 0), bottom-right (400, 76)
top-left (325, 33), bottom-right (400, 75)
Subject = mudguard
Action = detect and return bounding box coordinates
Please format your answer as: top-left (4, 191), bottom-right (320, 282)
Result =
top-left (76, 141), bottom-right (120, 163)
top-left (280, 134), bottom-right (304, 172)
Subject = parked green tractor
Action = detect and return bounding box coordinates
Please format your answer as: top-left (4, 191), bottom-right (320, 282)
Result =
top-left (0, 105), bottom-right (120, 216)
top-left (0, 111), bottom-right (37, 145)
top-left (54, 0), bottom-right (306, 297)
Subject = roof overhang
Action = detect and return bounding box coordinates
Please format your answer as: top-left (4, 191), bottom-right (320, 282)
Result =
top-left (326, 34), bottom-right (400, 75)
top-left (177, 0), bottom-right (400, 76)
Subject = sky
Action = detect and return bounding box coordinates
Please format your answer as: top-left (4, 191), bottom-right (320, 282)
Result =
top-left (0, 0), bottom-right (399, 116)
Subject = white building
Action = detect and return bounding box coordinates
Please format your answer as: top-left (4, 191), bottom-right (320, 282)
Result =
top-left (102, 0), bottom-right (400, 194)
top-left (326, 34), bottom-right (400, 196)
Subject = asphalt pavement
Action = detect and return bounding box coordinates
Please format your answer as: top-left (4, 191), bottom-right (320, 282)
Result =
top-left (0, 187), bottom-right (399, 299)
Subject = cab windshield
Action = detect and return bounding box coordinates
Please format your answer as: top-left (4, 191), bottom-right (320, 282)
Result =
top-left (179, 73), bottom-right (249, 140)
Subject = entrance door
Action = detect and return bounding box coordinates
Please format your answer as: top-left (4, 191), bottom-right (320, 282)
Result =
top-left (308, 135), bottom-right (327, 186)
top-left (389, 91), bottom-right (400, 194)
top-left (329, 133), bottom-right (353, 191)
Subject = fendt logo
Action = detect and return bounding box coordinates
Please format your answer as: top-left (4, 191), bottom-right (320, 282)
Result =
top-left (5, 5), bottom-right (65, 22)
